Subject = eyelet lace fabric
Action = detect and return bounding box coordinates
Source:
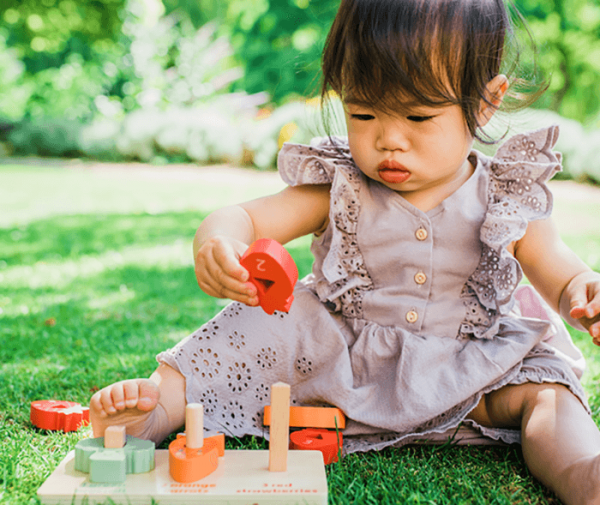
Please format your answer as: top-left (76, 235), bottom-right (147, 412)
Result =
top-left (278, 136), bottom-right (374, 318)
top-left (158, 125), bottom-right (589, 454)
top-left (459, 126), bottom-right (562, 340)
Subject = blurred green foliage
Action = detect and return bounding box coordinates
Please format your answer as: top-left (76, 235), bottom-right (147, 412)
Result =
top-left (517, 0), bottom-right (600, 125)
top-left (1, 0), bottom-right (600, 169)
top-left (2, 0), bottom-right (600, 122)
top-left (225, 0), bottom-right (337, 102)
top-left (0, 0), bottom-right (124, 62)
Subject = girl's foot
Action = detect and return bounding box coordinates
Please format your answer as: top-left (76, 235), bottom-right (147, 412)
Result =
top-left (89, 366), bottom-right (186, 445)
top-left (90, 379), bottom-right (163, 442)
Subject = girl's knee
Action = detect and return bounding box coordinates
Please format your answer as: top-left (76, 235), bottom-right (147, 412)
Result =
top-left (470, 382), bottom-right (575, 428)
top-left (520, 382), bottom-right (572, 406)
top-left (507, 382), bottom-right (581, 426)
top-left (152, 363), bottom-right (186, 388)
top-left (520, 382), bottom-right (584, 418)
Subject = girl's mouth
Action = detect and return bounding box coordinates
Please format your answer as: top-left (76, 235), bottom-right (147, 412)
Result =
top-left (378, 160), bottom-right (411, 184)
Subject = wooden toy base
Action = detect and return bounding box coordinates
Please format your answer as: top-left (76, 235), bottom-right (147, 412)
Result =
top-left (38, 449), bottom-right (328, 504)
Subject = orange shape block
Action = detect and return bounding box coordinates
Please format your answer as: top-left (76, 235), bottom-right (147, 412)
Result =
top-left (204, 432), bottom-right (225, 457)
top-left (240, 238), bottom-right (299, 315)
top-left (30, 400), bottom-right (90, 432)
top-left (168, 433), bottom-right (223, 483)
top-left (264, 405), bottom-right (346, 429)
top-left (290, 429), bottom-right (343, 465)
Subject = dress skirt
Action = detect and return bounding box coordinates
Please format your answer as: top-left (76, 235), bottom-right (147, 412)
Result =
top-left (157, 282), bottom-right (588, 454)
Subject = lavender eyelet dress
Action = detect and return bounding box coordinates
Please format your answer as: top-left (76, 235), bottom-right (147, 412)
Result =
top-left (157, 126), bottom-right (587, 453)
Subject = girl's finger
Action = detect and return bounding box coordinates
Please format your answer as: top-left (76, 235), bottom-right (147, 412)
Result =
top-left (201, 265), bottom-right (245, 297)
top-left (212, 241), bottom-right (249, 282)
top-left (570, 305), bottom-right (588, 320)
top-left (198, 254), bottom-right (256, 297)
top-left (583, 284), bottom-right (600, 319)
top-left (198, 279), bottom-right (259, 306)
top-left (569, 283), bottom-right (591, 319)
top-left (204, 252), bottom-right (256, 297)
top-left (590, 320), bottom-right (600, 340)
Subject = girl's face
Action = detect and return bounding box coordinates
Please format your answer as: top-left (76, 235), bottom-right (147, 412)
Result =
top-left (344, 99), bottom-right (475, 200)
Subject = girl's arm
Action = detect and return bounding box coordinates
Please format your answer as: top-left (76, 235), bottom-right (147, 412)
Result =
top-left (193, 184), bottom-right (331, 306)
top-left (514, 216), bottom-right (600, 342)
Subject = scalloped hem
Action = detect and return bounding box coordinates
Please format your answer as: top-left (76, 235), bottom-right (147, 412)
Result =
top-left (157, 345), bottom-right (587, 455)
top-left (340, 347), bottom-right (588, 454)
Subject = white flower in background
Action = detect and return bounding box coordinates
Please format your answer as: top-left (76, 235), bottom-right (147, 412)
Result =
top-left (116, 109), bottom-right (162, 161)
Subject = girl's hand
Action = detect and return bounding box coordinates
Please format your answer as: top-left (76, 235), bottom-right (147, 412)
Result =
top-left (565, 271), bottom-right (600, 345)
top-left (194, 235), bottom-right (259, 307)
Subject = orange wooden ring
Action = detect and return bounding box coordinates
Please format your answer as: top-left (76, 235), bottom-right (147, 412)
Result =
top-left (204, 432), bottom-right (225, 457)
top-left (168, 434), bottom-right (223, 483)
top-left (264, 405), bottom-right (346, 429)
top-left (290, 429), bottom-right (343, 465)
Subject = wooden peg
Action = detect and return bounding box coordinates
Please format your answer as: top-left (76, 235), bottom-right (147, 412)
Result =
top-left (104, 425), bottom-right (126, 449)
top-left (268, 382), bottom-right (290, 472)
top-left (185, 403), bottom-right (204, 455)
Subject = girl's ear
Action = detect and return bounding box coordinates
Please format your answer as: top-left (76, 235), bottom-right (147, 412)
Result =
top-left (478, 74), bottom-right (509, 127)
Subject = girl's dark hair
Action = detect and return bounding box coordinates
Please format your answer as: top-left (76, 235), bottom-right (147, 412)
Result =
top-left (321, 0), bottom-right (546, 143)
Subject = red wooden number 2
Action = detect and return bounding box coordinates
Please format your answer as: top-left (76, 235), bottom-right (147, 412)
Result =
top-left (240, 239), bottom-right (299, 315)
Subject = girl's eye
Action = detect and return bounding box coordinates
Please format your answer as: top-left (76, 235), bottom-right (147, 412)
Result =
top-left (351, 114), bottom-right (375, 121)
top-left (407, 115), bottom-right (434, 123)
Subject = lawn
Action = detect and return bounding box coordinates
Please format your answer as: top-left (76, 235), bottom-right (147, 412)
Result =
top-left (1, 161), bottom-right (599, 505)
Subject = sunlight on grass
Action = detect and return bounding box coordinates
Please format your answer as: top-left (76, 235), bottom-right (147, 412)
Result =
top-left (1, 241), bottom-right (191, 290)
top-left (88, 285), bottom-right (137, 309)
top-left (0, 164), bottom-right (286, 227)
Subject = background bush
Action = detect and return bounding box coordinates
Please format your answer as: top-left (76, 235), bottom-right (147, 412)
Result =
top-left (1, 0), bottom-right (600, 177)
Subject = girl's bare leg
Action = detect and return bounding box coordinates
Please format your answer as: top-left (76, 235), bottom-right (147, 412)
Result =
top-left (89, 363), bottom-right (186, 445)
top-left (468, 383), bottom-right (600, 505)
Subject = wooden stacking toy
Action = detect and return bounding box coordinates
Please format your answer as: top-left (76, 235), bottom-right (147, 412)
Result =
top-left (37, 383), bottom-right (329, 504)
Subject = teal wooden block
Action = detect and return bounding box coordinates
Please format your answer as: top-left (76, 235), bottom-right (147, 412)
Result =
top-left (125, 436), bottom-right (155, 474)
top-left (74, 437), bottom-right (104, 473)
top-left (90, 449), bottom-right (126, 483)
top-left (74, 434), bottom-right (155, 481)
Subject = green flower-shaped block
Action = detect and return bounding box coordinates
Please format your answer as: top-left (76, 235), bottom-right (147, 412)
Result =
top-left (74, 435), bottom-right (155, 483)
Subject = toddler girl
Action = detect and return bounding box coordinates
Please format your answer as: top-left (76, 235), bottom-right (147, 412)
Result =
top-left (90, 0), bottom-right (600, 503)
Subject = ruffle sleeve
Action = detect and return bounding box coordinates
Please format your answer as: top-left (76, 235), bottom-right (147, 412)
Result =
top-left (459, 126), bottom-right (562, 340)
top-left (278, 136), bottom-right (373, 317)
top-left (277, 136), bottom-right (353, 186)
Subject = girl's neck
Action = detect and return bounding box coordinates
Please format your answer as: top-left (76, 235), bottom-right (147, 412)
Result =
top-left (398, 156), bottom-right (476, 213)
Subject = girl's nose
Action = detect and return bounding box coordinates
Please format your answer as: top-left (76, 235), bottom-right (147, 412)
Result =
top-left (376, 119), bottom-right (410, 152)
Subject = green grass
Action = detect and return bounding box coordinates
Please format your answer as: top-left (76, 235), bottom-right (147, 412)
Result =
top-left (1, 162), bottom-right (599, 504)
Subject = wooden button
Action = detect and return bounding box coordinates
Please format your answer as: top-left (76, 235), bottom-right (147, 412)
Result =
top-left (415, 228), bottom-right (428, 241)
top-left (414, 272), bottom-right (427, 285)
top-left (406, 310), bottom-right (419, 323)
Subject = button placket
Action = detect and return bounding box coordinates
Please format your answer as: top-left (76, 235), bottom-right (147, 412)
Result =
top-left (400, 222), bottom-right (429, 329)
